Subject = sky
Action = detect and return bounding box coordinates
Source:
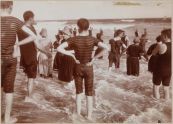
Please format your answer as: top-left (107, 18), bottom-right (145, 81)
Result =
top-left (12, 0), bottom-right (172, 20)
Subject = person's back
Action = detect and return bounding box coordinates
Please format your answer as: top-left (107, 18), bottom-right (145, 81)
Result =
top-left (151, 29), bottom-right (171, 100)
top-left (57, 18), bottom-right (108, 120)
top-left (67, 36), bottom-right (99, 64)
top-left (18, 25), bottom-right (37, 59)
top-left (109, 39), bottom-right (122, 55)
top-left (18, 25), bottom-right (37, 68)
top-left (147, 43), bottom-right (159, 73)
top-left (1, 1), bottom-right (37, 123)
top-left (1, 16), bottom-right (23, 58)
top-left (157, 42), bottom-right (171, 75)
top-left (127, 44), bottom-right (142, 57)
top-left (126, 37), bottom-right (143, 76)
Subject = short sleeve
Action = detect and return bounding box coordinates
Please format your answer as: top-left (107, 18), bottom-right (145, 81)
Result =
top-left (15, 18), bottom-right (24, 32)
top-left (67, 37), bottom-right (75, 49)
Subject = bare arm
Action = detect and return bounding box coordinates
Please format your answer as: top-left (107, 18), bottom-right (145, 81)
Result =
top-left (17, 26), bottom-right (38, 46)
top-left (57, 42), bottom-right (79, 63)
top-left (87, 42), bottom-right (109, 66)
top-left (16, 36), bottom-right (36, 46)
top-left (22, 26), bottom-right (37, 38)
top-left (122, 43), bottom-right (127, 49)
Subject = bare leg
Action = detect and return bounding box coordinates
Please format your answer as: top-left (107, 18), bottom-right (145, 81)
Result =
top-left (86, 96), bottom-right (93, 120)
top-left (76, 93), bottom-right (82, 116)
top-left (28, 78), bottom-right (34, 97)
top-left (163, 86), bottom-right (170, 100)
top-left (4, 93), bottom-right (17, 123)
top-left (1, 88), bottom-right (4, 116)
top-left (108, 67), bottom-right (112, 73)
top-left (153, 85), bottom-right (160, 99)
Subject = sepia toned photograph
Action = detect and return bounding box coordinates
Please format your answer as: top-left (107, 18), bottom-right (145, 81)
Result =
top-left (1, 0), bottom-right (172, 123)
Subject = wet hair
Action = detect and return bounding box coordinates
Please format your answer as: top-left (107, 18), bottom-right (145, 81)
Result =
top-left (77, 18), bottom-right (89, 31)
top-left (96, 33), bottom-right (102, 40)
top-left (55, 35), bottom-right (60, 40)
top-left (156, 35), bottom-right (163, 42)
top-left (23, 11), bottom-right (34, 21)
top-left (58, 30), bottom-right (64, 35)
top-left (161, 28), bottom-right (171, 39)
top-left (114, 29), bottom-right (124, 37)
top-left (0, 1), bottom-right (13, 9)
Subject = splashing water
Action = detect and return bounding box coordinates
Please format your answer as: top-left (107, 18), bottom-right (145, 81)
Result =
top-left (2, 21), bottom-right (171, 123)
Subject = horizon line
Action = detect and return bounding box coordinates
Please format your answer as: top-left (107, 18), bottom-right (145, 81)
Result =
top-left (35, 17), bottom-right (171, 22)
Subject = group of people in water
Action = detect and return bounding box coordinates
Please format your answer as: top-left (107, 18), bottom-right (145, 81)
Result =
top-left (1, 1), bottom-right (172, 123)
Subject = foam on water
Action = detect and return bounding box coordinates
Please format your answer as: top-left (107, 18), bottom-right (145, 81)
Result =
top-left (10, 22), bottom-right (172, 123)
top-left (34, 21), bottom-right (135, 41)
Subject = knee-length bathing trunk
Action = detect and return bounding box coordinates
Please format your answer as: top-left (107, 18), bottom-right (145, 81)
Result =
top-left (1, 16), bottom-right (24, 93)
top-left (74, 64), bottom-right (94, 96)
top-left (1, 57), bottom-right (17, 93)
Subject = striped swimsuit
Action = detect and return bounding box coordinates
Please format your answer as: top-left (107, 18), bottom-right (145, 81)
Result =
top-left (67, 36), bottom-right (100, 96)
top-left (1, 16), bottom-right (23, 93)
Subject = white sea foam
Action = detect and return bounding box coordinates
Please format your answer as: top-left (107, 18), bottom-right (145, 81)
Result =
top-left (34, 21), bottom-right (134, 41)
top-left (13, 21), bottom-right (171, 123)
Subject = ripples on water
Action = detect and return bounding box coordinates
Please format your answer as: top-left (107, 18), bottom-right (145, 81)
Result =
top-left (1, 54), bottom-right (171, 123)
top-left (1, 22), bottom-right (172, 123)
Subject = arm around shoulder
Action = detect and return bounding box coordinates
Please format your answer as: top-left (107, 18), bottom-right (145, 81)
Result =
top-left (57, 42), bottom-right (79, 63)
top-left (98, 42), bottom-right (110, 51)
